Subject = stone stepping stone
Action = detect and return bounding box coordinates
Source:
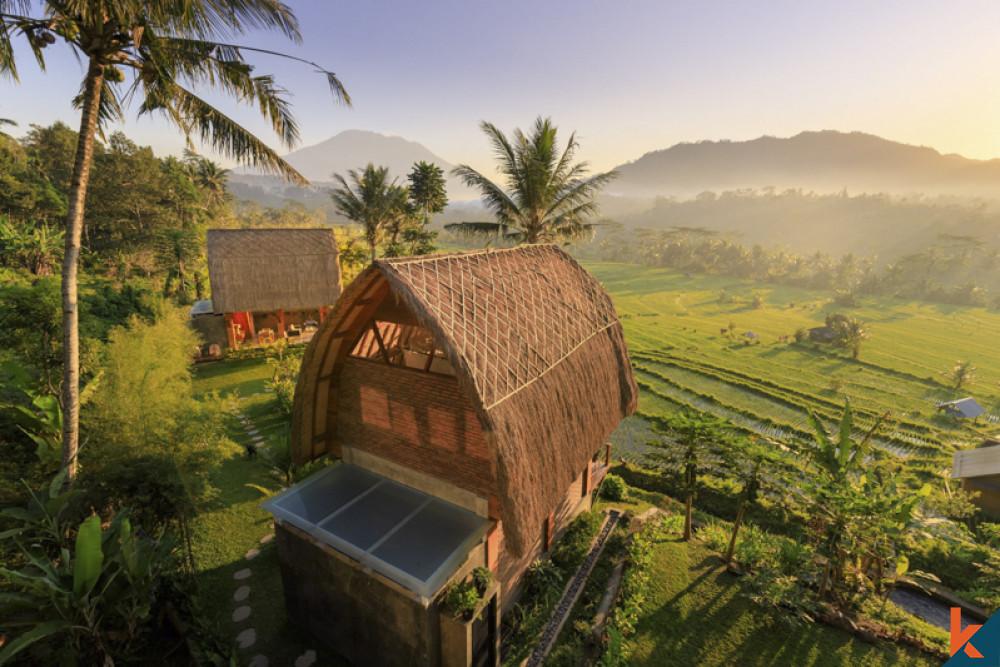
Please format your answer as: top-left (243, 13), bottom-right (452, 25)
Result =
top-left (234, 568), bottom-right (252, 580)
top-left (234, 585), bottom-right (251, 602)
top-left (246, 547), bottom-right (260, 560)
top-left (233, 605), bottom-right (252, 622)
top-left (251, 392), bottom-right (261, 396)
top-left (252, 435), bottom-right (265, 442)
top-left (248, 656), bottom-right (268, 667)
top-left (294, 650), bottom-right (317, 667)
top-left (260, 533), bottom-right (274, 545)
top-left (236, 628), bottom-right (256, 649)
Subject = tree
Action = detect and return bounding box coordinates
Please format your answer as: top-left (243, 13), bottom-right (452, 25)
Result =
top-left (646, 411), bottom-right (730, 541)
top-left (448, 117), bottom-right (616, 244)
top-left (330, 163), bottom-right (409, 262)
top-left (827, 313), bottom-right (869, 360)
top-left (721, 438), bottom-right (787, 565)
top-left (944, 360), bottom-right (977, 390)
top-left (408, 161), bottom-right (447, 225)
top-left (1, 0), bottom-right (350, 485)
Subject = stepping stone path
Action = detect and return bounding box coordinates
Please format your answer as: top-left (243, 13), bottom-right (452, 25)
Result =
top-left (230, 407), bottom-right (318, 667)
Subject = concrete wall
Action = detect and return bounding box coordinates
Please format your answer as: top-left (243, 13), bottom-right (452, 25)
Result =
top-left (337, 357), bottom-right (494, 498)
top-left (276, 521), bottom-right (442, 667)
top-left (276, 519), bottom-right (493, 667)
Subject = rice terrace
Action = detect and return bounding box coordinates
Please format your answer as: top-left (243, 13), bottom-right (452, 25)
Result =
top-left (594, 262), bottom-right (1000, 463)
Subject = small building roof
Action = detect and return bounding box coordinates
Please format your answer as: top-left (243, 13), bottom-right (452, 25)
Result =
top-left (293, 245), bottom-right (638, 556)
top-left (952, 444), bottom-right (1000, 480)
top-left (206, 228), bottom-right (342, 314)
top-left (189, 300), bottom-right (214, 317)
top-left (936, 397), bottom-right (986, 419)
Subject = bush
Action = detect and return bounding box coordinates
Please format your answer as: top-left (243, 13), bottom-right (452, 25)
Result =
top-left (471, 566), bottom-right (495, 594)
top-left (551, 510), bottom-right (603, 569)
top-left (777, 538), bottom-right (813, 576)
top-left (794, 327), bottom-right (807, 343)
top-left (444, 580), bottom-right (482, 618)
top-left (698, 520), bottom-right (730, 552)
top-left (735, 523), bottom-right (773, 571)
top-left (525, 559), bottom-right (563, 598)
top-left (601, 474), bottom-right (628, 501)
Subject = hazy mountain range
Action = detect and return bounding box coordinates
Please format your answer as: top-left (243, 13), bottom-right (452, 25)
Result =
top-left (233, 129), bottom-right (1000, 204)
top-left (613, 130), bottom-right (1000, 198)
top-left (230, 129), bottom-right (1000, 259)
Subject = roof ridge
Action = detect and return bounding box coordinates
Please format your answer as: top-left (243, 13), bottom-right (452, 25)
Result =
top-left (380, 244), bottom-right (560, 266)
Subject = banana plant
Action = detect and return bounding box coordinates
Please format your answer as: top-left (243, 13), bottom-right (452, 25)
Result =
top-left (0, 474), bottom-right (175, 663)
top-left (1, 359), bottom-right (63, 468)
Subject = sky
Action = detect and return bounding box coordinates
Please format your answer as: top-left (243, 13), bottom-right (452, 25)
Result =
top-left (3, 0), bottom-right (1000, 176)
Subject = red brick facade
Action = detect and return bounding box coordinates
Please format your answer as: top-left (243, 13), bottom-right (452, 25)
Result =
top-left (496, 469), bottom-right (591, 610)
top-left (337, 357), bottom-right (494, 498)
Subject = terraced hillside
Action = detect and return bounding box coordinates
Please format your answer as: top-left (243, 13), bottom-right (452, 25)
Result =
top-left (586, 263), bottom-right (1000, 478)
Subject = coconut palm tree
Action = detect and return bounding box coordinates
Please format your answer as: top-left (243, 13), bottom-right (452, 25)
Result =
top-left (330, 163), bottom-right (410, 262)
top-left (447, 117), bottom-right (617, 244)
top-left (1, 0), bottom-right (350, 484)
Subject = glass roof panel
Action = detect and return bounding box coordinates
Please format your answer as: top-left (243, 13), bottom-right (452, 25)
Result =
top-left (262, 464), bottom-right (490, 598)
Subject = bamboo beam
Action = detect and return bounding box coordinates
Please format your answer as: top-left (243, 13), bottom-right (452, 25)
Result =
top-left (423, 343), bottom-right (436, 372)
top-left (370, 320), bottom-right (392, 365)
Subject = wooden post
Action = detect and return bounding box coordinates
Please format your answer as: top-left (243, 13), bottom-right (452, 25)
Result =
top-left (545, 510), bottom-right (555, 551)
top-left (319, 306), bottom-right (329, 323)
top-left (247, 312), bottom-right (256, 345)
top-left (582, 462), bottom-right (593, 496)
top-left (225, 313), bottom-right (236, 348)
top-left (276, 309), bottom-right (286, 339)
top-left (605, 443), bottom-right (611, 467)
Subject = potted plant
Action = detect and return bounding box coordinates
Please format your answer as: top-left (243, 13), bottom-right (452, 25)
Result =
top-left (444, 580), bottom-right (482, 621)
top-left (471, 566), bottom-right (495, 596)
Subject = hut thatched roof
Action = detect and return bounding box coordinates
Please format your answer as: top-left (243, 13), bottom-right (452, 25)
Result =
top-left (292, 245), bottom-right (638, 556)
top-left (206, 229), bottom-right (342, 314)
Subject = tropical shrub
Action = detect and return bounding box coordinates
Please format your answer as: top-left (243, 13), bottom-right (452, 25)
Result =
top-left (0, 469), bottom-right (177, 664)
top-left (471, 566), bottom-right (495, 595)
top-left (444, 580), bottom-right (482, 618)
top-left (734, 522), bottom-right (773, 571)
top-left (551, 510), bottom-right (603, 569)
top-left (525, 559), bottom-right (563, 598)
top-left (698, 520), bottom-right (730, 552)
top-left (600, 474), bottom-right (628, 501)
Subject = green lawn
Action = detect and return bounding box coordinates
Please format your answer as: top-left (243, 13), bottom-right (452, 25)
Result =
top-left (188, 359), bottom-right (346, 665)
top-left (625, 539), bottom-right (940, 666)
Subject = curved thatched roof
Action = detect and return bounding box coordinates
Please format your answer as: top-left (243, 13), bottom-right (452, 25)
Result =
top-left (292, 245), bottom-right (638, 556)
top-left (207, 229), bottom-right (342, 314)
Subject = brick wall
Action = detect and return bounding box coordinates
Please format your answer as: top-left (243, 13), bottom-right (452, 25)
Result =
top-left (338, 357), bottom-right (493, 497)
top-left (496, 468), bottom-right (592, 610)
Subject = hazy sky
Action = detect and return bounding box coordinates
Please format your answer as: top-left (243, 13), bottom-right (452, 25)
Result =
top-left (3, 0), bottom-right (1000, 176)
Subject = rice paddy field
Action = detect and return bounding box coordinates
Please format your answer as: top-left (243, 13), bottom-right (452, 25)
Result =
top-left (585, 262), bottom-right (1000, 478)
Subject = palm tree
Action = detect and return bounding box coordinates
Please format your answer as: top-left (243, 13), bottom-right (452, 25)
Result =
top-left (184, 149), bottom-right (231, 210)
top-left (1, 0), bottom-right (350, 485)
top-left (330, 163), bottom-right (410, 262)
top-left (837, 317), bottom-right (869, 360)
top-left (448, 117), bottom-right (617, 244)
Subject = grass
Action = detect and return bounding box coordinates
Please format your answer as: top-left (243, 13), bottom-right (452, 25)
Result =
top-left (188, 367), bottom-right (346, 666)
top-left (624, 539), bottom-right (940, 666)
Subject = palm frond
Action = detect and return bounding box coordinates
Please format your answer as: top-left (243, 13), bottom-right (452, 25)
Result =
top-left (139, 82), bottom-right (306, 184)
top-left (443, 221), bottom-right (508, 238)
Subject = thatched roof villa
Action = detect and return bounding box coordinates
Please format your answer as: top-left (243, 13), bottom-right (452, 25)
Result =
top-left (200, 229), bottom-right (342, 347)
top-left (262, 245), bottom-right (638, 666)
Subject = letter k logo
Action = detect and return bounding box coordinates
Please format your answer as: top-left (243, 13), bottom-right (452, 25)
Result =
top-left (953, 608), bottom-right (984, 659)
